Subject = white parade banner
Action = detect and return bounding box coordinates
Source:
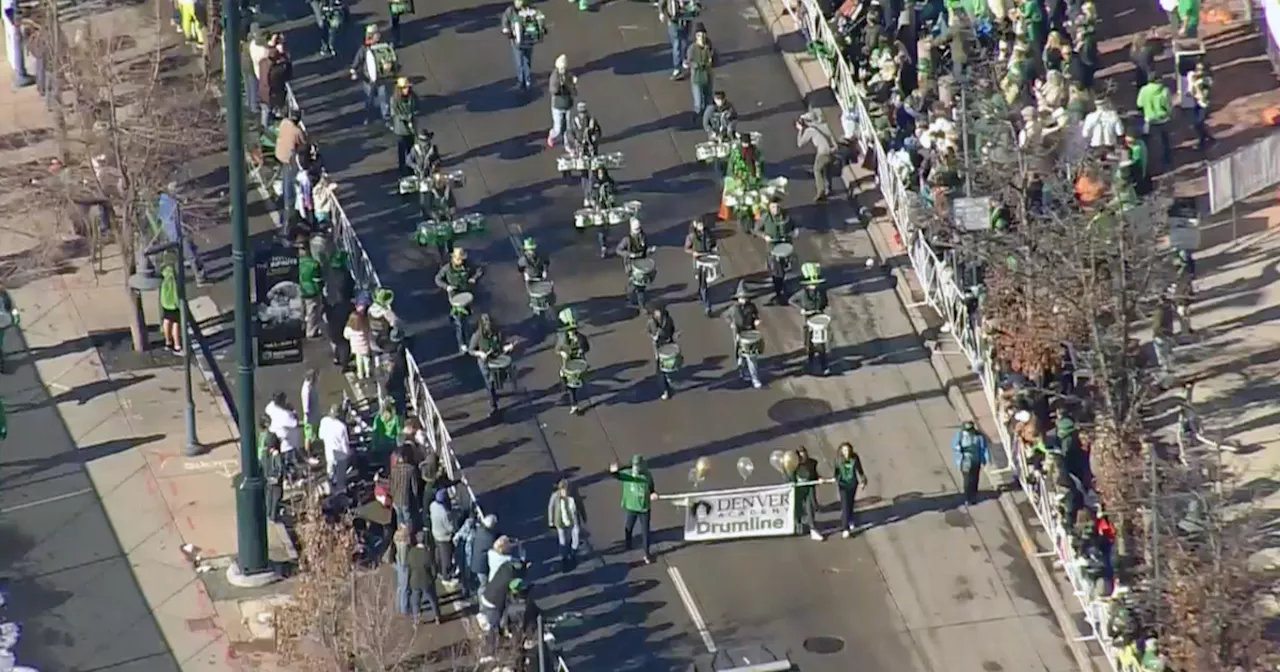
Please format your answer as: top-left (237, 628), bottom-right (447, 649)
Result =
top-left (681, 483), bottom-right (796, 541)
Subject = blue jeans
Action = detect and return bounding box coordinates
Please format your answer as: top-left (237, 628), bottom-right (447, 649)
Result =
top-left (550, 106), bottom-right (569, 142)
top-left (395, 564), bottom-right (411, 613)
top-left (409, 586), bottom-right (440, 620)
top-left (363, 80), bottom-right (390, 121)
top-left (691, 80), bottom-right (710, 116)
top-left (279, 161), bottom-right (298, 223)
top-left (666, 22), bottom-right (688, 71)
top-left (511, 43), bottom-right (533, 87)
top-left (245, 69), bottom-right (260, 113)
top-left (451, 312), bottom-right (469, 351)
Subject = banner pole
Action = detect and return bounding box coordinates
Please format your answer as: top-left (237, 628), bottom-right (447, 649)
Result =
top-left (654, 478), bottom-right (835, 502)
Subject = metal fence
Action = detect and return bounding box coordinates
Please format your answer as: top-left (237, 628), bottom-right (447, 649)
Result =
top-left (776, 2), bottom-right (1122, 668)
top-left (1206, 127), bottom-right (1280, 215)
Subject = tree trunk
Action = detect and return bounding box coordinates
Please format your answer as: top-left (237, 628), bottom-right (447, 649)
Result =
top-left (125, 280), bottom-right (149, 352)
top-left (119, 210), bottom-right (150, 352)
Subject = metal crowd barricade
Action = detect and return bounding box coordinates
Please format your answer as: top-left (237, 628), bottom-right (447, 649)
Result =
top-left (774, 4), bottom-right (1120, 667)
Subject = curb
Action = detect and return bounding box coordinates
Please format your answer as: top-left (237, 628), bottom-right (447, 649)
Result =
top-left (748, 1), bottom-right (1097, 669)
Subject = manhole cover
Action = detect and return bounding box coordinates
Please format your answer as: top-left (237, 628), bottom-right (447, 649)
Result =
top-left (802, 636), bottom-right (845, 655)
top-left (767, 397), bottom-right (833, 424)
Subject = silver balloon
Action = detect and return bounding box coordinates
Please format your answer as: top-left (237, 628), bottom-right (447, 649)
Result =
top-left (736, 456), bottom-right (755, 482)
top-left (769, 450), bottom-right (785, 476)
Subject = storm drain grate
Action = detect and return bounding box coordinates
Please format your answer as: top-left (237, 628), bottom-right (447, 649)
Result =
top-left (802, 636), bottom-right (845, 655)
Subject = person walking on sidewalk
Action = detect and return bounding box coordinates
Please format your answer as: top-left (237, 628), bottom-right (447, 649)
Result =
top-left (547, 55), bottom-right (576, 148)
top-left (791, 447), bottom-right (823, 540)
top-left (1188, 61), bottom-right (1213, 150)
top-left (299, 248), bottom-right (324, 338)
top-left (158, 265), bottom-right (182, 354)
top-left (1135, 75), bottom-right (1173, 171)
top-left (263, 435), bottom-right (285, 522)
top-left (684, 25), bottom-right (714, 118)
top-left (952, 421), bottom-right (990, 505)
top-left (390, 443), bottom-right (421, 528)
top-left (1151, 295), bottom-right (1176, 380)
top-left (611, 456), bottom-right (657, 564)
top-left (546, 478), bottom-right (586, 572)
top-left (300, 369), bottom-right (319, 449)
top-left (796, 108), bottom-right (836, 202)
top-left (318, 403), bottom-right (351, 492)
top-left (406, 530), bottom-right (443, 624)
top-left (323, 251), bottom-right (355, 366)
top-left (834, 442), bottom-right (868, 538)
top-left (429, 489), bottom-right (457, 580)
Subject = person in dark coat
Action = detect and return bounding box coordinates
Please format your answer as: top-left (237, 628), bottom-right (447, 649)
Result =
top-left (468, 513), bottom-right (498, 595)
top-left (258, 41), bottom-right (293, 126)
top-left (322, 252), bottom-right (355, 366)
top-left (405, 530), bottom-right (442, 624)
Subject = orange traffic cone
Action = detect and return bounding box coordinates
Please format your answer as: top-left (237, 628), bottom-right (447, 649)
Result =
top-left (717, 198), bottom-right (730, 221)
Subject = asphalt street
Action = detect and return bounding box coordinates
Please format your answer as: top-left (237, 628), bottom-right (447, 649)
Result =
top-left (277, 0), bottom-right (1081, 668)
top-left (0, 328), bottom-right (181, 672)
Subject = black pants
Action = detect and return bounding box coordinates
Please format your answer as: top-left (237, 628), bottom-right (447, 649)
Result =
top-left (805, 332), bottom-right (828, 374)
top-left (563, 378), bottom-right (580, 407)
top-left (484, 371), bottom-right (501, 411)
top-left (838, 485), bottom-right (858, 531)
top-left (624, 510), bottom-right (651, 556)
top-left (768, 256), bottom-right (788, 303)
top-left (266, 482), bottom-right (284, 522)
top-left (396, 135), bottom-right (414, 174)
top-left (796, 490), bottom-right (817, 533)
top-left (389, 13), bottom-right (402, 44)
top-left (655, 360), bottom-right (674, 396)
top-left (962, 466), bottom-right (981, 504)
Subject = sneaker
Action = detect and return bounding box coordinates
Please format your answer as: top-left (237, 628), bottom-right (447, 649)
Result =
top-left (306, 457), bottom-right (321, 466)
top-left (642, 555), bottom-right (654, 565)
top-left (547, 136), bottom-right (556, 148)
top-left (752, 380), bottom-right (763, 389)
top-left (670, 69), bottom-right (684, 80)
top-left (569, 405), bottom-right (580, 415)
top-left (809, 530), bottom-right (824, 541)
top-left (661, 391), bottom-right (670, 400)
top-left (841, 529), bottom-right (851, 539)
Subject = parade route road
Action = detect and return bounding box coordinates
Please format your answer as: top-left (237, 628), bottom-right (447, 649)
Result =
top-left (281, 0), bottom-right (1082, 668)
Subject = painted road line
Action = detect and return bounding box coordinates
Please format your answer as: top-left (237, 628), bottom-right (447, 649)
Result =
top-left (667, 565), bottom-right (717, 653)
top-left (1, 488), bottom-right (94, 514)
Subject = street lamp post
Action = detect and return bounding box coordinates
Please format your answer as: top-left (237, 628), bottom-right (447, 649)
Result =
top-left (223, 0), bottom-right (273, 585)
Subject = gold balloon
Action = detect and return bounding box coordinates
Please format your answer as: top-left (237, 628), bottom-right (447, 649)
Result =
top-left (694, 456), bottom-right (711, 481)
top-left (780, 450), bottom-right (799, 475)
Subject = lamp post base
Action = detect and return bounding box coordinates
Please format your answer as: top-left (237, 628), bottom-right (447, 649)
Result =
top-left (184, 441), bottom-right (203, 457)
top-left (225, 560), bottom-right (279, 589)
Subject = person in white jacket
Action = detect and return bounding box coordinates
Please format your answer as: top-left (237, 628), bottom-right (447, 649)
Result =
top-left (265, 393), bottom-right (308, 483)
top-left (317, 403), bottom-right (351, 492)
top-left (1081, 100), bottom-right (1123, 151)
top-left (300, 369), bottom-right (319, 448)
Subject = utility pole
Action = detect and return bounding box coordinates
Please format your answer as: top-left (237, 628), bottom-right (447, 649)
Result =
top-left (223, 0), bottom-right (272, 586)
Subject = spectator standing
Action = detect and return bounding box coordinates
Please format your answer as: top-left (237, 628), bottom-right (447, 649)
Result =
top-left (298, 247), bottom-right (324, 338)
top-left (469, 513), bottom-right (498, 595)
top-left (952, 421), bottom-right (990, 505)
top-left (246, 29), bottom-right (271, 115)
top-left (405, 531), bottom-right (443, 624)
top-left (390, 443), bottom-right (421, 528)
top-left (322, 252), bottom-right (355, 366)
top-left (546, 479), bottom-right (587, 572)
top-left (1135, 76), bottom-right (1173, 170)
top-left (300, 369), bottom-right (319, 449)
top-left (263, 435), bottom-right (285, 523)
top-left (318, 403), bottom-right (351, 492)
top-left (386, 523), bottom-right (412, 614)
top-left (1151, 296), bottom-right (1176, 379)
top-left (275, 107), bottom-right (307, 223)
top-left (429, 489), bottom-right (457, 579)
top-left (1080, 99), bottom-right (1122, 150)
top-left (344, 298), bottom-right (373, 379)
top-left (259, 38), bottom-right (293, 128)
top-left (157, 189), bottom-right (209, 285)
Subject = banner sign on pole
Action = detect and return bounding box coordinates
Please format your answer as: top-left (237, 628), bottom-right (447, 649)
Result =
top-left (253, 244), bottom-right (304, 366)
top-left (683, 484), bottom-right (796, 541)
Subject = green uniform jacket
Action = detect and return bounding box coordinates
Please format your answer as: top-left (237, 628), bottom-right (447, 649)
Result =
top-left (555, 329), bottom-right (589, 360)
top-left (373, 411), bottom-right (402, 453)
top-left (686, 42), bottom-right (714, 87)
top-left (799, 287), bottom-right (827, 314)
top-left (614, 467), bottom-right (654, 513)
top-left (759, 212), bottom-right (792, 241)
top-left (391, 92), bottom-right (418, 136)
top-left (299, 255), bottom-right (323, 298)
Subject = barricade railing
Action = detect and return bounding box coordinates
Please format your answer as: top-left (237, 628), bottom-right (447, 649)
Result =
top-left (774, 3), bottom-right (1120, 667)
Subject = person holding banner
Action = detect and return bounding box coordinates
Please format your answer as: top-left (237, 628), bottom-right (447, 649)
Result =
top-left (834, 443), bottom-right (868, 538)
top-left (610, 456), bottom-right (657, 564)
top-left (791, 447), bottom-right (823, 540)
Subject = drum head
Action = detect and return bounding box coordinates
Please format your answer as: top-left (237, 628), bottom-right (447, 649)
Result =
top-left (632, 258), bottom-right (655, 273)
top-left (527, 281), bottom-right (553, 297)
top-left (486, 354), bottom-right (512, 370)
top-left (564, 359), bottom-right (588, 374)
top-left (695, 254), bottom-right (721, 267)
top-left (770, 242), bottom-right (794, 258)
top-left (656, 344), bottom-right (680, 358)
top-left (738, 330), bottom-right (762, 343)
top-left (450, 292), bottom-right (474, 308)
top-left (807, 314), bottom-right (831, 329)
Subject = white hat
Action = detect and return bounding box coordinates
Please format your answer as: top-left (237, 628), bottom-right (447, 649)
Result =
top-left (482, 513), bottom-right (498, 528)
top-left (555, 54), bottom-right (567, 70)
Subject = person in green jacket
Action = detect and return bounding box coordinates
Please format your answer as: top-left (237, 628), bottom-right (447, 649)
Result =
top-left (1135, 78), bottom-right (1172, 171)
top-left (1175, 0), bottom-right (1199, 37)
top-left (1123, 130), bottom-right (1151, 195)
top-left (610, 455), bottom-right (657, 564)
top-left (0, 286), bottom-right (20, 374)
top-left (791, 447), bottom-right (823, 540)
top-left (834, 443), bottom-right (867, 538)
top-left (372, 400), bottom-right (403, 464)
top-left (159, 265), bottom-right (182, 354)
top-left (391, 77), bottom-right (419, 175)
top-left (298, 247), bottom-right (324, 338)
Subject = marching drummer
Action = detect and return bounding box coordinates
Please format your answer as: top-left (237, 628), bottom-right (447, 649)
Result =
top-left (469, 313), bottom-right (514, 417)
top-left (795, 263), bottom-right (830, 376)
top-left (566, 101), bottom-right (602, 159)
top-left (701, 91), bottom-right (737, 141)
top-left (421, 168), bottom-right (457, 260)
top-left (759, 199), bottom-right (794, 305)
top-left (555, 308), bottom-right (592, 415)
top-left (683, 217), bottom-right (717, 315)
top-left (727, 281), bottom-right (763, 389)
top-left (616, 219), bottom-right (653, 308)
top-left (586, 165), bottom-right (617, 258)
top-left (646, 305), bottom-right (679, 400)
top-left (406, 129), bottom-right (441, 180)
top-left (434, 248), bottom-right (484, 351)
top-left (516, 237), bottom-right (550, 283)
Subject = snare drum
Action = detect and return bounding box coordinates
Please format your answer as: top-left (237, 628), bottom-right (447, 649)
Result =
top-left (606, 208), bottom-right (628, 226)
top-left (806, 314), bottom-right (831, 345)
top-left (694, 254), bottom-right (722, 284)
top-left (397, 176), bottom-right (418, 195)
top-left (769, 242), bottom-right (794, 272)
top-left (737, 330), bottom-right (763, 357)
top-left (449, 291), bottom-right (474, 315)
top-left (713, 142), bottom-right (731, 159)
top-left (485, 353), bottom-right (513, 376)
top-left (561, 358), bottom-right (589, 388)
top-left (629, 258), bottom-right (657, 287)
top-left (656, 344), bottom-right (683, 373)
top-left (447, 170), bottom-right (466, 188)
top-left (573, 208), bottom-right (593, 229)
top-left (695, 142), bottom-right (716, 162)
top-left (527, 281), bottom-right (555, 313)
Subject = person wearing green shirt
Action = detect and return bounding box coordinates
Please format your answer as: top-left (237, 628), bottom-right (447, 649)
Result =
top-left (1176, 0), bottom-right (1199, 37)
top-left (1018, 0), bottom-right (1044, 53)
top-left (298, 247), bottom-right (324, 338)
top-left (1135, 78), bottom-right (1172, 170)
top-left (372, 401), bottom-right (403, 463)
top-left (684, 24), bottom-right (714, 118)
top-left (610, 455), bottom-right (657, 564)
top-left (1124, 130), bottom-right (1151, 195)
top-left (833, 442), bottom-right (867, 538)
top-left (158, 265), bottom-right (182, 354)
top-left (0, 286), bottom-right (19, 374)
